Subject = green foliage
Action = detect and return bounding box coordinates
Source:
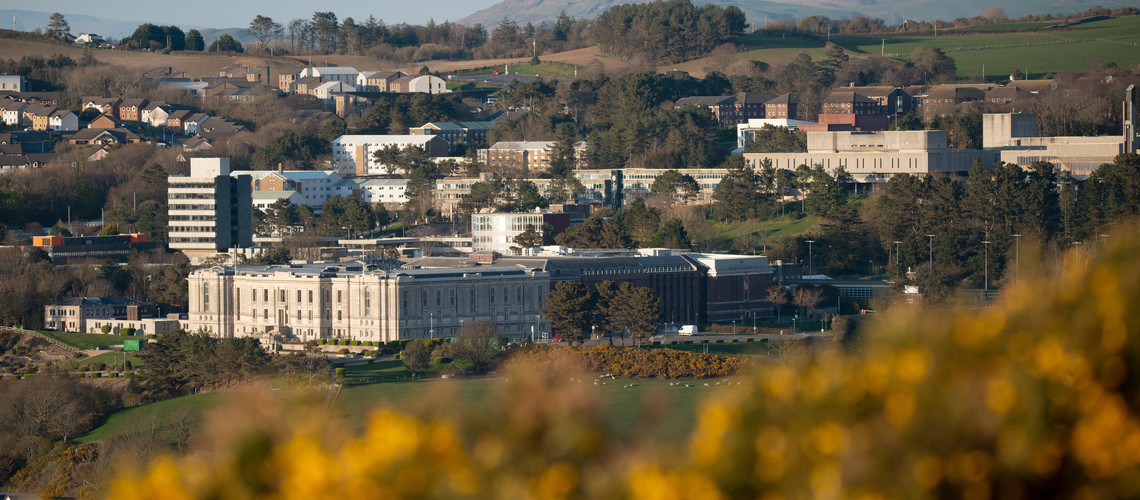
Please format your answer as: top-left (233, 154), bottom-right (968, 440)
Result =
top-left (250, 131), bottom-right (327, 169)
top-left (100, 325), bottom-right (112, 334)
top-left (554, 209), bottom-right (634, 249)
top-left (244, 247), bottom-right (291, 266)
top-left (125, 24), bottom-right (185, 50)
top-left (184, 29), bottom-right (204, 51)
top-left (593, 0), bottom-right (747, 63)
top-left (401, 339), bottom-right (433, 375)
top-left (132, 330), bottom-right (271, 400)
top-left (207, 34), bottom-right (244, 53)
top-left (317, 196), bottom-right (375, 237)
top-left (541, 282), bottom-right (597, 345)
top-left (742, 125), bottom-right (807, 153)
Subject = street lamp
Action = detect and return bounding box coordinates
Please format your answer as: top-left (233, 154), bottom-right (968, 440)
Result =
top-left (807, 240), bottom-right (816, 275)
top-left (926, 235), bottom-right (935, 267)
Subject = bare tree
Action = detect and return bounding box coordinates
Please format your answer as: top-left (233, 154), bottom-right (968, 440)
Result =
top-left (792, 286), bottom-right (824, 318)
top-left (767, 286), bottom-right (789, 323)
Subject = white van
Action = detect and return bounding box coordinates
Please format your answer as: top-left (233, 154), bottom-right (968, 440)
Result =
top-left (678, 325), bottom-right (698, 336)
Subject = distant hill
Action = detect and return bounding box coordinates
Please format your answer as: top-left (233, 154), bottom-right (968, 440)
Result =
top-left (458, 0), bottom-right (1140, 27)
top-left (0, 9), bottom-right (250, 44)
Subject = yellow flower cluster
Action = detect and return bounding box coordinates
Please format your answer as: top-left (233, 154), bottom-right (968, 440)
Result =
top-left (109, 226), bottom-right (1140, 498)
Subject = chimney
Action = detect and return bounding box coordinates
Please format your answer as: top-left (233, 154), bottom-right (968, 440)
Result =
top-left (278, 163), bottom-right (283, 174)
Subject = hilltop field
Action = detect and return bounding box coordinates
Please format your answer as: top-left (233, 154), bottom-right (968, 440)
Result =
top-left (3, 16), bottom-right (1138, 81)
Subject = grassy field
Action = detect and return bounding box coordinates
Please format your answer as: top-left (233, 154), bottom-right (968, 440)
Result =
top-left (75, 392), bottom-right (224, 443)
top-left (711, 213), bottom-right (819, 246)
top-left (78, 352), bottom-right (144, 368)
top-left (458, 61), bottom-right (579, 79)
top-left (37, 331), bottom-right (129, 350)
top-left (829, 17), bottom-right (1140, 80)
top-left (336, 376), bottom-right (722, 444)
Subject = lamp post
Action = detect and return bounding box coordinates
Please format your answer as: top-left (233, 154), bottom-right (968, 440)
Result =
top-left (926, 235), bottom-right (934, 267)
top-left (429, 312), bottom-right (434, 340)
top-left (807, 240), bottom-right (816, 275)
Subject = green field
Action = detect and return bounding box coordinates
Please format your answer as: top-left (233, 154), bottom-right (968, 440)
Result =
top-left (75, 392), bottom-right (224, 443)
top-left (78, 352), bottom-right (144, 368)
top-left (711, 212), bottom-right (819, 248)
top-left (337, 376), bottom-right (721, 444)
top-left (37, 331), bottom-right (129, 350)
top-left (458, 61), bottom-right (579, 79)
top-left (830, 17), bottom-right (1140, 80)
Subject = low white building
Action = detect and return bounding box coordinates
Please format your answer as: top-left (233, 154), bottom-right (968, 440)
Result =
top-left (736, 118), bottom-right (818, 150)
top-left (357, 178), bottom-right (410, 207)
top-left (298, 66), bottom-right (359, 85)
top-left (313, 81), bottom-right (356, 101)
top-left (230, 169), bottom-right (358, 211)
top-left (331, 135), bottom-right (450, 176)
top-left (48, 109), bottom-right (78, 132)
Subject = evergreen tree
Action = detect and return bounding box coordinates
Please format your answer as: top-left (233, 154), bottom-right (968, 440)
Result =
top-left (46, 13), bottom-right (70, 39)
top-left (541, 282), bottom-right (597, 344)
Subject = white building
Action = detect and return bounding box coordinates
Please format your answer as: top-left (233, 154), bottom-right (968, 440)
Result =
top-left (312, 81), bottom-right (356, 101)
top-left (168, 158), bottom-right (253, 255)
top-left (186, 263), bottom-right (551, 342)
top-left (47, 109), bottom-right (78, 132)
top-left (230, 169), bottom-right (357, 211)
top-left (736, 117), bottom-right (818, 149)
top-left (393, 74), bottom-right (450, 94)
top-left (0, 74), bottom-right (25, 92)
top-left (331, 135), bottom-right (450, 176)
top-left (472, 212), bottom-right (571, 254)
top-left (357, 178), bottom-right (410, 207)
top-left (0, 100), bottom-right (27, 126)
top-left (299, 67), bottom-right (359, 85)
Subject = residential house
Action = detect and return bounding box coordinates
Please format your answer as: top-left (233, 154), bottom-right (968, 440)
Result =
top-left (356, 70), bottom-right (406, 92)
top-left (815, 91), bottom-right (889, 131)
top-left (166, 109), bottom-right (194, 134)
top-left (278, 73), bottom-right (297, 93)
top-left (912, 85), bottom-right (988, 121)
top-left (477, 141), bottom-right (590, 174)
top-left (181, 136), bottom-right (214, 152)
top-left (0, 92), bottom-right (60, 106)
top-left (0, 75), bottom-right (25, 93)
top-left (27, 106), bottom-right (77, 132)
top-left (142, 67), bottom-right (188, 83)
top-left (88, 114), bottom-right (121, 129)
top-left (849, 86), bottom-right (913, 117)
top-left (312, 81), bottom-right (356, 102)
top-left (117, 98), bottom-right (149, 121)
top-left (69, 128), bottom-right (143, 146)
top-left (293, 77), bottom-right (326, 96)
top-left (388, 75), bottom-right (449, 94)
top-left (675, 93), bottom-right (796, 126)
top-left (219, 64), bottom-right (268, 83)
top-left (74, 33), bottom-right (104, 45)
top-left (298, 67), bottom-right (360, 85)
top-left (196, 116), bottom-right (246, 134)
top-left (763, 93), bottom-right (799, 119)
top-left (0, 100), bottom-right (27, 126)
top-left (0, 155), bottom-right (30, 173)
top-left (183, 113), bottom-right (211, 135)
top-left (142, 102), bottom-right (174, 127)
top-left (81, 97), bottom-right (122, 117)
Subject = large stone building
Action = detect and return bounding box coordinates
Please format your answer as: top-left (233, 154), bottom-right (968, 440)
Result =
top-left (168, 158), bottom-right (253, 255)
top-left (43, 297), bottom-right (178, 335)
top-left (186, 263), bottom-right (551, 342)
top-left (744, 130), bottom-right (995, 185)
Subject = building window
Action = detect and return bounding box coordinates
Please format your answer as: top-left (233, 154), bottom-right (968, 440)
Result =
top-left (308, 290), bottom-right (313, 303)
top-left (337, 310), bottom-right (342, 321)
top-left (337, 290), bottom-right (342, 303)
top-left (263, 309), bottom-right (268, 320)
top-left (203, 285), bottom-right (210, 310)
top-left (364, 288), bottom-right (371, 315)
top-left (297, 290), bottom-right (302, 302)
top-left (263, 289), bottom-right (268, 302)
top-left (297, 309), bottom-right (301, 321)
top-left (436, 290), bottom-right (441, 306)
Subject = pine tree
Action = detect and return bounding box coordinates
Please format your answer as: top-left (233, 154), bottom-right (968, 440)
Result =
top-left (46, 13), bottom-right (70, 39)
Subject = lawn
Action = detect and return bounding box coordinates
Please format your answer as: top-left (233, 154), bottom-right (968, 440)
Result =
top-left (36, 331), bottom-right (130, 350)
top-left (711, 212), bottom-right (819, 247)
top-left (78, 352), bottom-right (144, 368)
top-left (75, 392), bottom-right (224, 443)
top-left (340, 358), bottom-right (421, 385)
top-left (829, 17), bottom-right (1140, 80)
top-left (336, 376), bottom-right (723, 445)
top-left (458, 61), bottom-right (579, 79)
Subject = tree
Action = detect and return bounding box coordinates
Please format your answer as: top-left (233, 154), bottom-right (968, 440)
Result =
top-left (792, 286), bottom-right (824, 318)
top-left (649, 170), bottom-right (699, 201)
top-left (248, 15), bottom-right (283, 53)
top-left (311, 12), bottom-right (339, 53)
top-left (767, 286), bottom-right (789, 323)
top-left (447, 319), bottom-right (503, 374)
top-left (185, 29), bottom-right (204, 51)
top-left (541, 282), bottom-right (596, 345)
top-left (650, 218), bottom-right (691, 249)
top-left (742, 125), bottom-right (807, 153)
top-left (45, 13), bottom-right (70, 39)
top-left (401, 339), bottom-right (433, 376)
top-left (601, 282), bottom-right (661, 347)
top-left (909, 47), bottom-right (956, 83)
top-left (317, 196), bottom-right (375, 237)
top-left (207, 34), bottom-right (244, 53)
top-left (712, 161), bottom-right (760, 222)
top-left (512, 224), bottom-right (543, 253)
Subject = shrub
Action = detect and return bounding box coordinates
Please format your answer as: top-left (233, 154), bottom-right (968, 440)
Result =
top-left (93, 372), bottom-right (102, 378)
top-left (101, 325), bottom-right (112, 334)
top-left (338, 348), bottom-right (349, 354)
top-left (93, 363), bottom-right (106, 371)
top-left (352, 341), bottom-right (361, 346)
top-left (118, 328), bottom-right (131, 335)
top-left (147, 334), bottom-right (158, 339)
top-left (334, 367), bottom-right (345, 384)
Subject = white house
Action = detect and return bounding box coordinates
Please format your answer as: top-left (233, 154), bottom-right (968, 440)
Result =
top-left (331, 135), bottom-right (450, 176)
top-left (0, 100), bottom-right (27, 126)
top-left (48, 109), bottom-right (78, 132)
top-left (312, 81), bottom-right (356, 101)
top-left (0, 74), bottom-right (26, 92)
top-left (75, 33), bottom-right (104, 45)
top-left (391, 75), bottom-right (450, 94)
top-left (142, 102), bottom-right (174, 128)
top-left (298, 67), bottom-right (359, 85)
top-left (183, 113), bottom-right (211, 135)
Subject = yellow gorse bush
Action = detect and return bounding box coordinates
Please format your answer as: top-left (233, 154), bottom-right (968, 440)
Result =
top-left (111, 227), bottom-right (1140, 499)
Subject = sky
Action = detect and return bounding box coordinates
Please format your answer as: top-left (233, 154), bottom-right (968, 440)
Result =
top-left (13, 0), bottom-right (502, 29)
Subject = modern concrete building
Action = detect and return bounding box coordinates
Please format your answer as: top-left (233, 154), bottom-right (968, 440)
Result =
top-left (332, 135), bottom-right (450, 176)
top-left (25, 234), bottom-right (157, 265)
top-left (744, 130), bottom-right (995, 185)
top-left (477, 141), bottom-right (589, 174)
top-left (357, 178), bottom-right (410, 209)
top-left (410, 121), bottom-right (496, 153)
top-left (471, 212), bottom-right (571, 254)
top-left (0, 74), bottom-right (26, 92)
top-left (984, 86), bottom-right (1139, 177)
top-left (186, 263), bottom-right (551, 342)
top-left (689, 254), bottom-right (775, 324)
top-left (168, 158), bottom-right (253, 255)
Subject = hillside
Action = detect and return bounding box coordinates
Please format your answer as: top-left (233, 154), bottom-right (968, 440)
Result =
top-left (458, 0), bottom-right (1140, 27)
